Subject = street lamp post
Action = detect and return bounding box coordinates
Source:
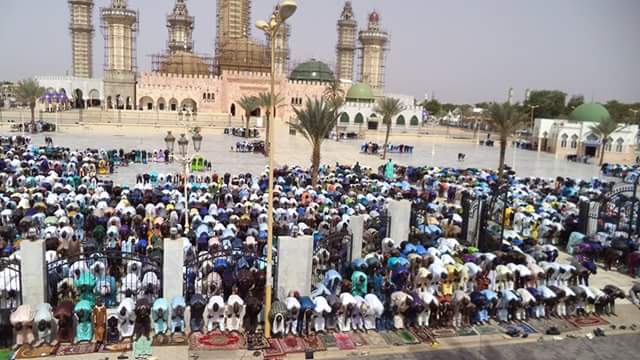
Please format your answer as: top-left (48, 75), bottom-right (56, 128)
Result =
top-left (256, 0), bottom-right (297, 338)
top-left (164, 110), bottom-right (201, 235)
top-left (528, 104), bottom-right (539, 131)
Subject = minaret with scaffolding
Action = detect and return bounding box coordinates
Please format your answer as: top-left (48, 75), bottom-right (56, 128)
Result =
top-left (266, 21), bottom-right (290, 75)
top-left (358, 10), bottom-right (389, 94)
top-left (101, 0), bottom-right (138, 110)
top-left (167, 0), bottom-right (194, 54)
top-left (336, 1), bottom-right (357, 82)
top-left (68, 0), bottom-right (94, 78)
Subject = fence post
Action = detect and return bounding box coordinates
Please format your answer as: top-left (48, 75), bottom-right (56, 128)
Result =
top-left (20, 239), bottom-right (47, 306)
top-left (163, 237), bottom-right (185, 300)
top-left (276, 236), bottom-right (313, 300)
top-left (349, 215), bottom-right (364, 261)
top-left (388, 199), bottom-right (412, 244)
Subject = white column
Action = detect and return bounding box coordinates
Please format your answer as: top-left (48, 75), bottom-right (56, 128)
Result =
top-left (163, 237), bottom-right (185, 300)
top-left (388, 199), bottom-right (412, 245)
top-left (349, 215), bottom-right (364, 261)
top-left (276, 236), bottom-right (313, 300)
top-left (20, 239), bottom-right (47, 306)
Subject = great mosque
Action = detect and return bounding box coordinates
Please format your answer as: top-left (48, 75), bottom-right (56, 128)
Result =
top-left (37, 0), bottom-right (422, 133)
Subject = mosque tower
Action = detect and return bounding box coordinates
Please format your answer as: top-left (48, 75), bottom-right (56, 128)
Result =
top-left (358, 10), bottom-right (389, 94)
top-left (100, 0), bottom-right (138, 110)
top-left (216, 0), bottom-right (251, 43)
top-left (336, 1), bottom-right (357, 82)
top-left (68, 0), bottom-right (94, 78)
top-left (266, 21), bottom-right (290, 75)
top-left (167, 0), bottom-right (194, 54)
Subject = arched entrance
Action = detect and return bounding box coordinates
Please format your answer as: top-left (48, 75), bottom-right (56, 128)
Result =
top-left (74, 89), bottom-right (84, 109)
top-left (340, 112), bottom-right (349, 123)
top-left (169, 98), bottom-right (178, 112)
top-left (181, 98), bottom-right (197, 112)
top-left (139, 96), bottom-right (154, 111)
top-left (410, 116), bottom-right (419, 126)
top-left (157, 97), bottom-right (166, 111)
top-left (230, 103), bottom-right (236, 116)
top-left (88, 89), bottom-right (101, 107)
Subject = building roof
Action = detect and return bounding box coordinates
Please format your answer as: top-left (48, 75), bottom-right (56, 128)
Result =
top-left (570, 103), bottom-right (611, 123)
top-left (159, 51), bottom-right (210, 76)
top-left (346, 83), bottom-right (375, 102)
top-left (289, 59), bottom-right (335, 82)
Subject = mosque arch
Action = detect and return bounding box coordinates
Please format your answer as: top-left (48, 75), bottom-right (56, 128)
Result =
top-left (230, 103), bottom-right (236, 116)
top-left (181, 98), bottom-right (197, 112)
top-left (616, 138), bottom-right (624, 152)
top-left (340, 112), bottom-right (350, 123)
top-left (106, 96), bottom-right (113, 109)
top-left (354, 113), bottom-right (364, 124)
top-left (88, 89), bottom-right (101, 107)
top-left (169, 98), bottom-right (179, 111)
top-left (396, 115), bottom-right (406, 126)
top-left (125, 97), bottom-right (133, 110)
top-left (560, 133), bottom-right (568, 148)
top-left (139, 96), bottom-right (154, 111)
top-left (410, 115), bottom-right (419, 126)
top-left (570, 134), bottom-right (578, 149)
top-left (73, 88), bottom-right (84, 109)
top-left (157, 97), bottom-right (166, 111)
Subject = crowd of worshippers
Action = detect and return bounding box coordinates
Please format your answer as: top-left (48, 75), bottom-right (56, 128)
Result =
top-left (224, 127), bottom-right (260, 138)
top-left (361, 142), bottom-right (414, 155)
top-left (232, 140), bottom-right (265, 153)
top-left (600, 163), bottom-right (638, 179)
top-left (1, 137), bottom-right (640, 346)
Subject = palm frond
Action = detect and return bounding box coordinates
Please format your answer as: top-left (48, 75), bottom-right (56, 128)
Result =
top-left (373, 97), bottom-right (406, 125)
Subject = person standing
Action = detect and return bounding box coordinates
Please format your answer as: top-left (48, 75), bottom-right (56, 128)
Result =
top-left (384, 159), bottom-right (394, 180)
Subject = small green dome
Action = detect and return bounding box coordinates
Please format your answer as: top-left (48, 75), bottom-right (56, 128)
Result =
top-left (570, 103), bottom-right (610, 122)
top-left (346, 83), bottom-right (375, 102)
top-left (289, 59), bottom-right (335, 82)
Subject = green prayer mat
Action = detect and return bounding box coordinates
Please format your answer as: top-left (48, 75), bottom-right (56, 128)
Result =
top-left (380, 331), bottom-right (404, 346)
top-left (318, 332), bottom-right (337, 348)
top-left (473, 324), bottom-right (501, 335)
top-left (456, 327), bottom-right (479, 337)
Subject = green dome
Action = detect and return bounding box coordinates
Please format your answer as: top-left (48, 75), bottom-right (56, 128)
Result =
top-left (570, 103), bottom-right (610, 122)
top-left (289, 59), bottom-right (335, 82)
top-left (346, 83), bottom-right (375, 102)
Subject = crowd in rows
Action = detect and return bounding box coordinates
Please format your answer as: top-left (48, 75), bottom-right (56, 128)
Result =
top-left (361, 142), bottom-right (414, 155)
top-left (0, 134), bottom-right (639, 348)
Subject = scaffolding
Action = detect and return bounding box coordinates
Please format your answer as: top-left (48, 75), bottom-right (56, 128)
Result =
top-left (100, 2), bottom-right (139, 73)
top-left (335, 1), bottom-right (358, 82)
top-left (266, 23), bottom-right (291, 75)
top-left (357, 18), bottom-right (389, 93)
top-left (150, 52), bottom-right (215, 76)
top-left (166, 0), bottom-right (195, 54)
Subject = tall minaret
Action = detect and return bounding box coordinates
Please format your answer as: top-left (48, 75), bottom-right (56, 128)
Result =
top-left (68, 0), bottom-right (94, 78)
top-left (267, 22), bottom-right (289, 75)
top-left (358, 10), bottom-right (389, 93)
top-left (167, 0), bottom-right (194, 54)
top-left (216, 0), bottom-right (251, 42)
top-left (101, 0), bottom-right (138, 109)
top-left (336, 1), bottom-right (357, 82)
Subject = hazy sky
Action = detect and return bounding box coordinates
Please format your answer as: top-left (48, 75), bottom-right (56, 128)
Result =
top-left (1, 0), bottom-right (639, 104)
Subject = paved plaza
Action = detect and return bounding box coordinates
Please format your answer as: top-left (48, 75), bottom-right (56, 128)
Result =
top-left (7, 122), bottom-right (607, 185)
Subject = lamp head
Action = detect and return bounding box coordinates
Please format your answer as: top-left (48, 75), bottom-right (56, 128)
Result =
top-left (255, 20), bottom-right (270, 33)
top-left (277, 0), bottom-right (297, 21)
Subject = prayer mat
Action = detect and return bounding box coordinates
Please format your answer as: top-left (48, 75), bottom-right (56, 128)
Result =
top-left (100, 342), bottom-right (132, 353)
top-left (56, 342), bottom-right (96, 356)
top-left (548, 318), bottom-right (579, 333)
top-left (473, 325), bottom-right (501, 335)
top-left (334, 333), bottom-right (356, 350)
top-left (278, 335), bottom-right (307, 354)
top-left (188, 331), bottom-right (245, 351)
top-left (411, 327), bottom-right (437, 343)
top-left (525, 318), bottom-right (551, 333)
top-left (247, 332), bottom-right (269, 351)
top-left (567, 315), bottom-right (609, 328)
top-left (362, 332), bottom-right (389, 347)
top-left (456, 327), bottom-right (480, 337)
top-left (431, 328), bottom-right (458, 338)
top-left (396, 329), bottom-right (421, 344)
top-left (350, 332), bottom-right (368, 347)
top-left (379, 330), bottom-right (405, 345)
top-left (318, 332), bottom-right (337, 348)
top-left (264, 339), bottom-right (285, 359)
top-left (303, 335), bottom-right (327, 352)
top-left (170, 333), bottom-right (188, 345)
top-left (15, 344), bottom-right (59, 359)
top-left (152, 334), bottom-right (174, 346)
top-left (499, 323), bottom-right (536, 335)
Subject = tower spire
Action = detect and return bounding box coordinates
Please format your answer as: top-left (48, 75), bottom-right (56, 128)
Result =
top-left (358, 10), bottom-right (389, 93)
top-left (167, 0), bottom-right (194, 53)
top-left (336, 1), bottom-right (357, 82)
top-left (68, 0), bottom-right (95, 78)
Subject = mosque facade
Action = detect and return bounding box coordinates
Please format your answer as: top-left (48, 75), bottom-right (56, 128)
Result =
top-left (37, 0), bottom-right (422, 133)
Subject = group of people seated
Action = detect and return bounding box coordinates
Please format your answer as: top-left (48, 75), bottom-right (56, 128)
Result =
top-left (360, 142), bottom-right (414, 155)
top-left (232, 140), bottom-right (265, 153)
top-left (224, 127), bottom-right (260, 138)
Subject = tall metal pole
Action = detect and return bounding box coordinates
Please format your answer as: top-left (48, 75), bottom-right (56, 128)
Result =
top-left (264, 23), bottom-right (278, 339)
top-left (630, 177), bottom-right (639, 241)
top-left (500, 187), bottom-right (508, 246)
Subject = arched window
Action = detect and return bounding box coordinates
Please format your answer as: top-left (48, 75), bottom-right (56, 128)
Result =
top-left (570, 134), bottom-right (578, 149)
top-left (340, 112), bottom-right (349, 123)
top-left (605, 137), bottom-right (613, 152)
top-left (203, 93), bottom-right (207, 100)
top-left (230, 103), bottom-right (236, 116)
top-left (354, 113), bottom-right (364, 124)
top-left (616, 138), bottom-right (624, 152)
top-left (560, 134), bottom-right (568, 148)
top-left (396, 115), bottom-right (406, 126)
top-left (410, 116), bottom-right (419, 126)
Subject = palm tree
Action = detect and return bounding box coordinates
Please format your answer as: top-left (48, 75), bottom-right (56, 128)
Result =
top-left (590, 117), bottom-right (624, 166)
top-left (258, 92), bottom-right (283, 155)
top-left (374, 97), bottom-right (406, 160)
top-left (323, 80), bottom-right (345, 141)
top-left (15, 78), bottom-right (44, 133)
top-left (237, 96), bottom-right (259, 137)
top-left (289, 98), bottom-right (338, 187)
top-left (487, 102), bottom-right (527, 178)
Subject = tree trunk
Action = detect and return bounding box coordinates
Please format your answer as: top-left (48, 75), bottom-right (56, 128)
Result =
top-left (30, 105), bottom-right (36, 133)
top-left (382, 120), bottom-right (391, 160)
top-left (311, 143), bottom-right (321, 187)
top-left (599, 142), bottom-right (606, 165)
top-left (498, 137), bottom-right (507, 179)
top-left (245, 113), bottom-right (250, 138)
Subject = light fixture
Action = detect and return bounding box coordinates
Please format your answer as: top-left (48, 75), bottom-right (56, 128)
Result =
top-left (277, 0), bottom-right (297, 22)
top-left (164, 131), bottom-right (176, 152)
top-left (192, 132), bottom-right (203, 152)
top-left (177, 133), bottom-right (188, 157)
